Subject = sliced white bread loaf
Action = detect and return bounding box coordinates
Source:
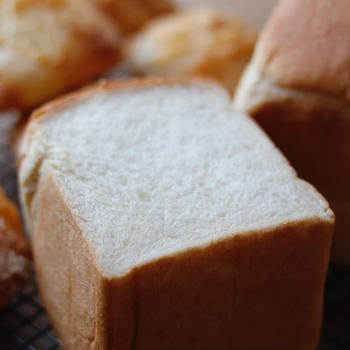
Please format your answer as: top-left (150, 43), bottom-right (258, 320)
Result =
top-left (234, 0), bottom-right (349, 265)
top-left (19, 79), bottom-right (333, 349)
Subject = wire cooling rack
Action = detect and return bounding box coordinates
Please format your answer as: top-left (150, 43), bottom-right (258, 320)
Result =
top-left (0, 114), bottom-right (60, 350)
top-left (0, 113), bottom-right (349, 350)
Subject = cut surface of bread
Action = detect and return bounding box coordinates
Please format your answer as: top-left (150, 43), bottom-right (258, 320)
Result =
top-left (0, 0), bottom-right (121, 112)
top-left (20, 79), bottom-right (330, 276)
top-left (234, 0), bottom-right (349, 265)
top-left (126, 9), bottom-right (256, 94)
top-left (19, 79), bottom-right (333, 348)
top-left (0, 187), bottom-right (30, 308)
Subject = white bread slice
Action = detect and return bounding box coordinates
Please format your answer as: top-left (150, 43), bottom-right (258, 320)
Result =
top-left (234, 0), bottom-right (349, 265)
top-left (19, 79), bottom-right (333, 349)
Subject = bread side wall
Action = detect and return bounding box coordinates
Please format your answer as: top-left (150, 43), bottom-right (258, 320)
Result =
top-left (250, 99), bottom-right (349, 265)
top-left (33, 174), bottom-right (106, 349)
top-left (31, 154), bottom-right (334, 347)
top-left (106, 219), bottom-right (332, 348)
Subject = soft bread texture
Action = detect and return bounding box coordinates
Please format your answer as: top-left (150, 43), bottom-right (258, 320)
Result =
top-left (94, 0), bottom-right (174, 35)
top-left (126, 9), bottom-right (256, 94)
top-left (19, 79), bottom-right (333, 348)
top-left (0, 0), bottom-right (121, 112)
top-left (0, 187), bottom-right (30, 308)
top-left (234, 0), bottom-right (349, 265)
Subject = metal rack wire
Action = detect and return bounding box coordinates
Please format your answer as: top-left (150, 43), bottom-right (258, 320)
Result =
top-left (0, 113), bottom-right (348, 349)
top-left (0, 114), bottom-right (61, 350)
top-left (0, 280), bottom-right (60, 350)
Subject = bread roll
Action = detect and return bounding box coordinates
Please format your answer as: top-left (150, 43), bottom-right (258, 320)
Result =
top-left (0, 0), bottom-right (121, 112)
top-left (126, 9), bottom-right (257, 94)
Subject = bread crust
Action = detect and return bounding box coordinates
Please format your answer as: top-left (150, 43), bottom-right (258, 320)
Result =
top-left (21, 77), bottom-right (334, 346)
top-left (257, 0), bottom-right (349, 101)
top-left (0, 0), bottom-right (121, 112)
top-left (234, 0), bottom-right (349, 264)
top-left (34, 171), bottom-right (333, 348)
top-left (0, 187), bottom-right (30, 307)
top-left (248, 93), bottom-right (349, 266)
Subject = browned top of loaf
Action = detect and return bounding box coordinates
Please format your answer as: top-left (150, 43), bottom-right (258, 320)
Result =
top-left (258, 0), bottom-right (350, 101)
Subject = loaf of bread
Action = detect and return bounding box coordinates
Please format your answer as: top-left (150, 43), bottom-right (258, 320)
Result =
top-left (19, 78), bottom-right (333, 348)
top-left (95, 0), bottom-right (174, 35)
top-left (0, 0), bottom-right (121, 112)
top-left (126, 9), bottom-right (257, 94)
top-left (0, 187), bottom-right (30, 307)
top-left (234, 0), bottom-right (349, 265)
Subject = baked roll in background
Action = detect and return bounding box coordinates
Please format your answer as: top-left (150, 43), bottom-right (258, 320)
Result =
top-left (234, 0), bottom-right (349, 265)
top-left (0, 0), bottom-right (121, 112)
top-left (126, 9), bottom-right (257, 94)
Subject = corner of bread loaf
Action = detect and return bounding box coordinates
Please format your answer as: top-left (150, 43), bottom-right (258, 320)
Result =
top-left (233, 55), bottom-right (279, 114)
top-left (98, 215), bottom-right (334, 348)
top-left (234, 53), bottom-right (348, 119)
top-left (234, 52), bottom-right (300, 115)
top-left (18, 114), bottom-right (53, 235)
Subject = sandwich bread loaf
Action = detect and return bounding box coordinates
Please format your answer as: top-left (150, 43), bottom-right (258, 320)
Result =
top-left (19, 79), bottom-right (333, 348)
top-left (234, 0), bottom-right (349, 265)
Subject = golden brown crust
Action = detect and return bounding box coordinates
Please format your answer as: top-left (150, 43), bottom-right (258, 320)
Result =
top-left (10, 115), bottom-right (29, 167)
top-left (0, 187), bottom-right (31, 307)
top-left (125, 219), bottom-right (332, 348)
top-left (235, 0), bottom-right (350, 264)
top-left (33, 170), bottom-right (333, 348)
top-left (0, 0), bottom-right (121, 112)
top-left (258, 0), bottom-right (349, 100)
top-left (248, 95), bottom-right (349, 265)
